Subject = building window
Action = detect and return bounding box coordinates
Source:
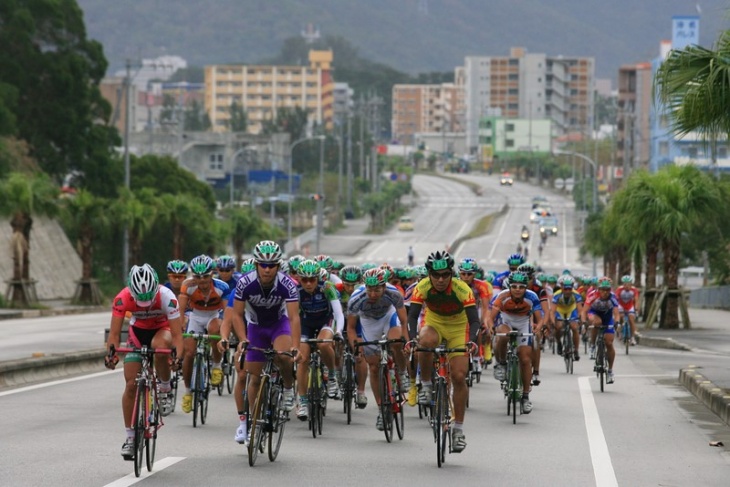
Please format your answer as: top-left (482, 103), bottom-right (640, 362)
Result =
top-left (508, 89), bottom-right (518, 95)
top-left (209, 153), bottom-right (224, 170)
top-left (506, 123), bottom-right (514, 132)
top-left (508, 74), bottom-right (518, 80)
top-left (506, 139), bottom-right (514, 148)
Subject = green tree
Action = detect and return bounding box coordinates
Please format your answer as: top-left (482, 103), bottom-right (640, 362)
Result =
top-left (184, 99), bottom-right (211, 131)
top-left (0, 0), bottom-right (117, 181)
top-left (113, 188), bottom-right (159, 266)
top-left (158, 193), bottom-right (210, 259)
top-left (225, 101), bottom-right (248, 132)
top-left (261, 106), bottom-right (309, 143)
top-left (0, 172), bottom-right (60, 305)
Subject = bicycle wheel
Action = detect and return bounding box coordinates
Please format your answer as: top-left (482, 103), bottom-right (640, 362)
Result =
top-left (200, 359), bottom-right (210, 425)
top-left (169, 370), bottom-right (179, 413)
top-left (597, 341), bottom-right (605, 393)
top-left (133, 385), bottom-right (146, 477)
top-left (343, 354), bottom-right (354, 424)
top-left (146, 385), bottom-right (158, 472)
top-left (564, 329), bottom-right (573, 374)
top-left (379, 366), bottom-right (393, 443)
top-left (308, 364), bottom-right (319, 438)
top-left (511, 359), bottom-right (519, 424)
top-left (435, 379), bottom-right (447, 468)
top-left (226, 351), bottom-right (235, 394)
top-left (624, 324), bottom-right (630, 355)
top-left (394, 370), bottom-right (405, 441)
top-left (248, 375), bottom-right (269, 466)
top-left (268, 381), bottom-right (286, 462)
top-left (192, 357), bottom-right (201, 428)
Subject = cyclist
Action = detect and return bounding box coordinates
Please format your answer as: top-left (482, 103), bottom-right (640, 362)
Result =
top-left (347, 268), bottom-right (409, 428)
top-left (552, 275), bottom-right (583, 361)
top-left (295, 259), bottom-right (345, 420)
top-left (240, 257), bottom-right (256, 275)
top-left (519, 263), bottom-right (549, 386)
top-left (331, 260), bottom-right (345, 277)
top-left (493, 253), bottom-right (525, 292)
top-left (224, 240), bottom-right (301, 444)
top-left (408, 251), bottom-right (480, 453)
top-left (164, 259), bottom-right (189, 298)
top-left (336, 265), bottom-right (368, 400)
top-left (287, 254), bottom-right (304, 280)
top-left (216, 255), bottom-right (242, 289)
top-left (581, 276), bottom-right (621, 384)
top-left (488, 270), bottom-right (544, 414)
top-left (177, 254), bottom-right (230, 413)
top-left (458, 258), bottom-right (493, 374)
top-left (616, 275), bottom-right (640, 345)
top-left (314, 254), bottom-right (343, 285)
top-left (105, 264), bottom-right (183, 459)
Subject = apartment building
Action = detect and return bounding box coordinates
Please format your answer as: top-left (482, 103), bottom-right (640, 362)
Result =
top-left (463, 47), bottom-right (594, 152)
top-left (205, 50), bottom-right (334, 134)
top-left (616, 63), bottom-right (652, 181)
top-left (392, 82), bottom-right (464, 145)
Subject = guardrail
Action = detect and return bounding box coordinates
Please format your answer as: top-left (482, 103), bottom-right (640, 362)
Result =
top-left (689, 286), bottom-right (730, 310)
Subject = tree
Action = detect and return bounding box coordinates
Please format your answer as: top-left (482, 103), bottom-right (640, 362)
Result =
top-left (0, 1), bottom-right (115, 181)
top-left (113, 188), bottom-right (159, 266)
top-left (261, 106), bottom-right (309, 143)
top-left (225, 208), bottom-right (283, 265)
top-left (184, 99), bottom-right (211, 131)
top-left (158, 193), bottom-right (210, 259)
top-left (0, 172), bottom-right (60, 306)
top-left (226, 101), bottom-right (247, 132)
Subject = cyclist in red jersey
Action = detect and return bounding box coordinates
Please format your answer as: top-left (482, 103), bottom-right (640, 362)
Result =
top-left (105, 264), bottom-right (183, 460)
top-left (616, 275), bottom-right (640, 345)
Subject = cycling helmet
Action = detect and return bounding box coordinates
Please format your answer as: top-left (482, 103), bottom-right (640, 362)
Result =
top-left (458, 257), bottom-right (478, 273)
top-left (318, 267), bottom-right (330, 281)
top-left (546, 274), bottom-right (558, 284)
top-left (416, 265), bottom-right (428, 279)
top-left (166, 259), bottom-right (189, 275)
top-left (361, 262), bottom-right (377, 272)
top-left (475, 267), bottom-right (485, 280)
top-left (314, 254), bottom-right (333, 271)
top-left (396, 267), bottom-right (410, 280)
top-left (331, 260), bottom-right (344, 271)
top-left (288, 254), bottom-right (304, 272)
top-left (484, 270), bottom-right (496, 284)
top-left (517, 263), bottom-right (537, 279)
top-left (240, 258), bottom-right (256, 274)
top-left (379, 263), bottom-right (394, 280)
top-left (362, 268), bottom-right (386, 287)
top-left (297, 259), bottom-right (320, 278)
top-left (597, 277), bottom-right (612, 289)
top-left (128, 264), bottom-right (159, 306)
top-left (507, 271), bottom-right (529, 286)
top-left (216, 255), bottom-right (236, 271)
top-left (621, 275), bottom-right (633, 284)
top-left (560, 276), bottom-right (575, 289)
top-left (425, 250), bottom-right (454, 272)
top-left (190, 254), bottom-right (215, 275)
top-left (252, 240), bottom-right (282, 264)
top-left (279, 260), bottom-right (289, 273)
top-left (340, 265), bottom-right (362, 284)
top-left (507, 253), bottom-right (525, 268)
top-left (562, 268), bottom-right (572, 275)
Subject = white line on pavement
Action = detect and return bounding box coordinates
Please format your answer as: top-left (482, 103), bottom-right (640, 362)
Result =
top-left (579, 376), bottom-right (618, 487)
top-left (102, 457), bottom-right (186, 487)
top-left (488, 206), bottom-right (512, 260)
top-left (0, 369), bottom-right (120, 397)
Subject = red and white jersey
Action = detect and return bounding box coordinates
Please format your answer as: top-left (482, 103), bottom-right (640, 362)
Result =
top-left (112, 287), bottom-right (181, 330)
top-left (616, 285), bottom-right (639, 310)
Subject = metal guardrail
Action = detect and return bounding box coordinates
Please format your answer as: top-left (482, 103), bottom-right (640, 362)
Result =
top-left (689, 286), bottom-right (730, 309)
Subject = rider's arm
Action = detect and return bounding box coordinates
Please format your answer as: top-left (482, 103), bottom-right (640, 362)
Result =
top-left (107, 313), bottom-right (125, 352)
top-left (407, 303), bottom-right (423, 341)
top-left (346, 314), bottom-right (358, 350)
top-left (465, 306), bottom-right (480, 342)
top-left (330, 298), bottom-right (345, 335)
top-left (169, 315), bottom-right (184, 357)
top-left (286, 301), bottom-right (301, 348)
top-left (396, 305), bottom-right (409, 341)
top-left (232, 298), bottom-right (248, 343)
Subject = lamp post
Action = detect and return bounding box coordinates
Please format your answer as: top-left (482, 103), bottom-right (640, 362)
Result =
top-left (554, 149), bottom-right (598, 275)
top-left (317, 136), bottom-right (325, 254)
top-left (288, 135), bottom-right (325, 245)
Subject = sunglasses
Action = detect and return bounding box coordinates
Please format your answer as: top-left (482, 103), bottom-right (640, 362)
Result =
top-left (168, 273), bottom-right (187, 279)
top-left (459, 271), bottom-right (475, 276)
top-left (193, 273), bottom-right (212, 279)
top-left (218, 268), bottom-right (234, 272)
top-left (510, 284), bottom-right (527, 290)
top-left (300, 276), bottom-right (318, 283)
top-left (430, 271), bottom-right (452, 280)
top-left (258, 262), bottom-right (279, 269)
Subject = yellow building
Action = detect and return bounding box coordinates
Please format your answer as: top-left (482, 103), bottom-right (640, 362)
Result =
top-left (205, 50), bottom-right (334, 134)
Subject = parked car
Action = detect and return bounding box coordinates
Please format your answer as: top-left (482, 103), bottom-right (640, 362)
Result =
top-left (398, 216), bottom-right (414, 231)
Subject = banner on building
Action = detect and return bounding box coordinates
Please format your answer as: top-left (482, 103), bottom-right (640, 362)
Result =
top-left (672, 16), bottom-right (699, 50)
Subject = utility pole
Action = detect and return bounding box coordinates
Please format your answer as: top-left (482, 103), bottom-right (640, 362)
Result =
top-left (346, 111), bottom-right (353, 217)
top-left (123, 59), bottom-right (132, 279)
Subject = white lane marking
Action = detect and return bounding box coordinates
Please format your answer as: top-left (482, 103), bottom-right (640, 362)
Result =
top-left (488, 206), bottom-right (512, 260)
top-left (103, 457), bottom-right (186, 487)
top-left (579, 376), bottom-right (618, 487)
top-left (0, 369), bottom-right (120, 396)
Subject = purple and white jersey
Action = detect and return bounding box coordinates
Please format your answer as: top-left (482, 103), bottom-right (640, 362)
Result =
top-left (347, 283), bottom-right (404, 320)
top-left (234, 271), bottom-right (298, 326)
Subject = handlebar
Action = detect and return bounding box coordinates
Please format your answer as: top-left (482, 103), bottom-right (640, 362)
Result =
top-left (415, 345), bottom-right (469, 354)
top-left (355, 337), bottom-right (406, 348)
top-left (182, 333), bottom-right (222, 341)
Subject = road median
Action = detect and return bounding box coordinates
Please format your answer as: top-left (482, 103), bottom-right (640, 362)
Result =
top-left (679, 366), bottom-right (730, 427)
top-left (0, 349), bottom-right (105, 389)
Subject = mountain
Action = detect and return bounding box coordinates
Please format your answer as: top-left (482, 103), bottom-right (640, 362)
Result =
top-left (77, 0), bottom-right (730, 81)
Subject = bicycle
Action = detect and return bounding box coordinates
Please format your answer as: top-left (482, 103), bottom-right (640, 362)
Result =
top-left (182, 332), bottom-right (221, 427)
top-left (168, 367), bottom-right (181, 414)
top-left (356, 337), bottom-right (406, 443)
top-left (560, 318), bottom-right (575, 374)
top-left (303, 338), bottom-right (331, 438)
top-left (466, 330), bottom-right (483, 388)
top-left (590, 325), bottom-right (609, 392)
top-left (244, 345), bottom-right (293, 466)
top-left (112, 345), bottom-right (173, 478)
top-left (618, 312), bottom-right (631, 355)
top-left (495, 331), bottom-right (532, 424)
top-left (218, 336), bottom-right (238, 395)
top-left (337, 336), bottom-right (356, 425)
top-left (415, 343), bottom-right (468, 467)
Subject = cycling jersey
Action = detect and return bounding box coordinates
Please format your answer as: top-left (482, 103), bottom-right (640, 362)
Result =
top-left (552, 289), bottom-right (582, 319)
top-left (491, 288), bottom-right (542, 318)
top-left (234, 271), bottom-right (298, 326)
top-left (492, 270), bottom-right (511, 291)
top-left (112, 287), bottom-right (180, 330)
top-left (616, 286), bottom-right (639, 311)
top-left (468, 278), bottom-right (493, 315)
top-left (410, 278), bottom-right (476, 328)
top-left (180, 277), bottom-right (230, 317)
top-left (299, 280), bottom-right (344, 332)
top-left (347, 284), bottom-right (405, 321)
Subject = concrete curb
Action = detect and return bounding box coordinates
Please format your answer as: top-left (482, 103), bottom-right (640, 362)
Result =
top-left (679, 366), bottom-right (730, 427)
top-left (636, 333), bottom-right (693, 352)
top-left (0, 349), bottom-right (105, 389)
top-left (0, 305), bottom-right (107, 321)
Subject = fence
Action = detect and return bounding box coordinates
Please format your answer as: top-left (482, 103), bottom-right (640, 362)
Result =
top-left (689, 286), bottom-right (730, 310)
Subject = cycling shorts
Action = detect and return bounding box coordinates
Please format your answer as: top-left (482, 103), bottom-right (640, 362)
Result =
top-left (554, 309), bottom-right (580, 323)
top-left (124, 325), bottom-right (170, 364)
top-left (496, 314), bottom-right (533, 348)
top-left (358, 309), bottom-right (399, 357)
top-left (588, 310), bottom-right (615, 333)
top-left (421, 319), bottom-right (468, 360)
top-left (186, 313), bottom-right (219, 335)
top-left (301, 319), bottom-right (334, 341)
top-left (246, 316), bottom-right (291, 362)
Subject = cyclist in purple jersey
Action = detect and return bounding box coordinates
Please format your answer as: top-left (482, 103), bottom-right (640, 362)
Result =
top-left (218, 240), bottom-right (302, 445)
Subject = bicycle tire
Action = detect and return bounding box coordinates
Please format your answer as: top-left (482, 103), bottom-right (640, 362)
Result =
top-left (226, 351), bottom-right (235, 394)
top-left (394, 370), bottom-right (405, 440)
top-left (134, 384), bottom-right (146, 477)
top-left (435, 378), bottom-right (447, 467)
top-left (564, 327), bottom-right (573, 374)
top-left (308, 362), bottom-right (319, 438)
top-left (511, 357), bottom-right (519, 424)
top-left (248, 375), bottom-right (269, 466)
top-left (146, 385), bottom-right (158, 472)
top-left (597, 340), bottom-right (605, 393)
top-left (200, 358), bottom-right (210, 425)
top-left (169, 370), bottom-right (179, 412)
top-left (268, 381), bottom-right (286, 462)
top-left (343, 354), bottom-right (354, 424)
top-left (379, 366), bottom-right (393, 443)
top-left (624, 324), bottom-right (630, 355)
top-left (192, 356), bottom-right (201, 428)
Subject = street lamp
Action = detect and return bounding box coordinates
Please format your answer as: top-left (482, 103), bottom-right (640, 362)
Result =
top-left (288, 135), bottom-right (325, 246)
top-left (554, 149), bottom-right (598, 275)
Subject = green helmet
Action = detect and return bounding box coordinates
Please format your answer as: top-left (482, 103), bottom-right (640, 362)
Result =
top-left (363, 268), bottom-right (386, 287)
top-left (314, 254), bottom-right (333, 271)
top-left (597, 277), bottom-right (612, 289)
top-left (546, 274), bottom-right (558, 284)
top-left (288, 254), bottom-right (304, 272)
top-left (508, 271), bottom-right (529, 286)
top-left (340, 265), bottom-right (362, 284)
top-left (166, 260), bottom-right (189, 274)
top-left (297, 259), bottom-right (320, 278)
top-left (240, 258), bottom-right (256, 274)
top-left (458, 258), bottom-right (478, 273)
top-left (361, 262), bottom-right (377, 272)
top-left (331, 260), bottom-right (344, 271)
top-left (190, 254), bottom-right (215, 275)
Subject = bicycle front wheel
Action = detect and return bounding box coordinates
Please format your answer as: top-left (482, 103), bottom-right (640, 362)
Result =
top-left (343, 354), bottom-right (354, 424)
top-left (435, 379), bottom-right (448, 467)
top-left (597, 342), bottom-right (605, 393)
top-left (379, 366), bottom-right (393, 443)
top-left (308, 365), bottom-right (320, 438)
top-left (192, 358), bottom-right (201, 428)
top-left (394, 370), bottom-right (405, 440)
top-left (624, 325), bottom-right (630, 355)
top-left (268, 381), bottom-right (286, 462)
top-left (133, 385), bottom-right (146, 477)
top-left (248, 375), bottom-right (269, 466)
top-left (146, 385), bottom-right (158, 472)
top-left (200, 359), bottom-right (210, 425)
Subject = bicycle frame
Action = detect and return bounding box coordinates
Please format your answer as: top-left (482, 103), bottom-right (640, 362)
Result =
top-left (183, 333), bottom-right (220, 427)
top-left (495, 331), bottom-right (532, 424)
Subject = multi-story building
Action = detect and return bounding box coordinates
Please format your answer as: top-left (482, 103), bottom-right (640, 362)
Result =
top-left (204, 50), bottom-right (334, 134)
top-left (477, 116), bottom-right (552, 161)
top-left (391, 82), bottom-right (464, 145)
top-left (463, 47), bottom-right (594, 153)
top-left (616, 62), bottom-right (652, 181)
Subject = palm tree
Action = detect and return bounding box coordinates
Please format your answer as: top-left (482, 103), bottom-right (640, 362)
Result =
top-left (0, 172), bottom-right (59, 306)
top-left (112, 188), bottom-right (159, 266)
top-left (158, 193), bottom-right (210, 259)
top-left (61, 190), bottom-right (109, 304)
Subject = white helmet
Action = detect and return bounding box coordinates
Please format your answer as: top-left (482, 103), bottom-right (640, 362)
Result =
top-left (128, 264), bottom-right (159, 306)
